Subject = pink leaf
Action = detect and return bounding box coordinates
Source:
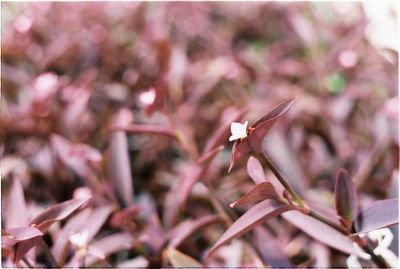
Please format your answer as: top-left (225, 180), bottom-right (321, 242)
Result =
top-left (254, 226), bottom-right (292, 267)
top-left (29, 197), bottom-right (90, 232)
top-left (334, 169), bottom-right (358, 230)
top-left (229, 182), bottom-right (279, 208)
top-left (5, 176), bottom-right (28, 228)
top-left (354, 199), bottom-right (399, 234)
top-left (167, 215), bottom-right (221, 248)
top-left (203, 108), bottom-right (247, 154)
top-left (282, 211), bottom-right (355, 254)
top-left (229, 98), bottom-right (295, 172)
top-left (3, 227), bottom-right (43, 244)
top-left (246, 156), bottom-right (266, 184)
top-left (108, 130), bottom-right (134, 207)
top-left (207, 200), bottom-right (293, 257)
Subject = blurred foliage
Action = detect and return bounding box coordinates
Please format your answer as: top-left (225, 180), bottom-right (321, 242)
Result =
top-left (1, 2), bottom-right (398, 268)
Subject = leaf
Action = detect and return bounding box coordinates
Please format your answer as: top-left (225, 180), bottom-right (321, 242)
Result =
top-left (254, 226), bottom-right (292, 267)
top-left (197, 145), bottom-right (224, 166)
top-left (203, 108), bottom-right (247, 154)
top-left (120, 124), bottom-right (177, 139)
top-left (29, 197), bottom-right (90, 232)
top-left (167, 215), bottom-right (221, 248)
top-left (51, 134), bottom-right (102, 179)
top-left (3, 227), bottom-right (43, 245)
top-left (246, 156), bottom-right (266, 184)
top-left (228, 139), bottom-right (252, 173)
top-left (5, 176), bottom-right (28, 228)
top-left (229, 182), bottom-right (279, 208)
top-left (14, 237), bottom-right (43, 264)
top-left (166, 247), bottom-right (203, 267)
top-left (229, 98), bottom-right (295, 172)
top-left (51, 208), bottom-right (93, 265)
top-left (78, 205), bottom-right (112, 240)
top-left (334, 169), bottom-right (358, 230)
top-left (207, 200), bottom-right (293, 257)
top-left (82, 232), bottom-right (134, 266)
top-left (248, 98), bottom-right (295, 153)
top-left (354, 199), bottom-right (399, 234)
top-left (282, 211), bottom-right (355, 254)
top-left (108, 130), bottom-right (134, 207)
top-left (252, 98), bottom-right (296, 129)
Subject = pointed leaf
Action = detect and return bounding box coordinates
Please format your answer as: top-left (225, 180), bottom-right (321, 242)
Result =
top-left (246, 156), bottom-right (266, 184)
top-left (166, 247), bottom-right (203, 267)
top-left (207, 200), bottom-right (293, 257)
top-left (3, 227), bottom-right (43, 244)
top-left (354, 199), bottom-right (399, 234)
top-left (5, 177), bottom-right (28, 228)
top-left (83, 232), bottom-right (134, 266)
top-left (108, 131), bottom-right (134, 207)
top-left (203, 108), bottom-right (247, 153)
top-left (29, 197), bottom-right (90, 232)
top-left (168, 215), bottom-right (221, 248)
top-left (252, 98), bottom-right (296, 128)
top-left (14, 237), bottom-right (43, 264)
top-left (51, 208), bottom-right (93, 265)
top-left (229, 182), bottom-right (279, 208)
top-left (228, 139), bottom-right (251, 172)
top-left (334, 169), bottom-right (358, 230)
top-left (254, 226), bottom-right (292, 267)
top-left (282, 211), bottom-right (355, 254)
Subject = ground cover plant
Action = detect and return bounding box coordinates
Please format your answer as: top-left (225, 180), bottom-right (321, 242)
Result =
top-left (1, 2), bottom-right (399, 268)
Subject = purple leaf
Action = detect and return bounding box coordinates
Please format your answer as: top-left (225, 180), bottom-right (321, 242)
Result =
top-left (5, 176), bottom-right (28, 228)
top-left (246, 156), bottom-right (266, 184)
top-left (108, 130), bottom-right (134, 207)
top-left (167, 215), bottom-right (221, 248)
top-left (282, 211), bottom-right (355, 254)
top-left (29, 197), bottom-right (90, 232)
top-left (197, 146), bottom-right (224, 166)
top-left (14, 237), bottom-right (43, 264)
top-left (83, 233), bottom-right (134, 266)
top-left (229, 182), bottom-right (279, 208)
top-left (207, 200), bottom-right (293, 257)
top-left (334, 169), bottom-right (358, 230)
top-left (248, 97), bottom-right (295, 153)
top-left (254, 226), bottom-right (293, 267)
top-left (79, 205), bottom-right (112, 241)
top-left (229, 138), bottom-right (252, 173)
top-left (229, 98), bottom-right (295, 172)
top-left (120, 124), bottom-right (177, 139)
top-left (252, 98), bottom-right (296, 128)
top-left (354, 199), bottom-right (399, 234)
top-left (203, 108), bottom-right (247, 154)
top-left (51, 208), bottom-right (92, 265)
top-left (3, 227), bottom-right (43, 244)
top-left (166, 247), bottom-right (203, 267)
top-left (51, 134), bottom-right (102, 179)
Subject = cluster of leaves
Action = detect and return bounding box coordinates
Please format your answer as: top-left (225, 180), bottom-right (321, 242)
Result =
top-left (1, 2), bottom-right (398, 268)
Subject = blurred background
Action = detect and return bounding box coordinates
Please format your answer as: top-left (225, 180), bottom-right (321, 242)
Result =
top-left (1, 2), bottom-right (398, 268)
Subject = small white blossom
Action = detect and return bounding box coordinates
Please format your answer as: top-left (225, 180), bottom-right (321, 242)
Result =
top-left (139, 88), bottom-right (156, 106)
top-left (229, 121), bottom-right (248, 141)
top-left (69, 230), bottom-right (89, 249)
top-left (346, 228), bottom-right (398, 268)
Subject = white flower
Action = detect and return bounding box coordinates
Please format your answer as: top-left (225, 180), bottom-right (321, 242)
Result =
top-left (69, 230), bottom-right (89, 249)
top-left (346, 228), bottom-right (398, 268)
top-left (229, 121), bottom-right (248, 141)
top-left (139, 88), bottom-right (156, 106)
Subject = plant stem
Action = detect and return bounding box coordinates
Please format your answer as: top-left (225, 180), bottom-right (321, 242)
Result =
top-left (259, 151), bottom-right (390, 268)
top-left (308, 209), bottom-right (348, 234)
top-left (259, 151), bottom-right (305, 208)
top-left (40, 239), bottom-right (60, 268)
top-left (22, 257), bottom-right (34, 269)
